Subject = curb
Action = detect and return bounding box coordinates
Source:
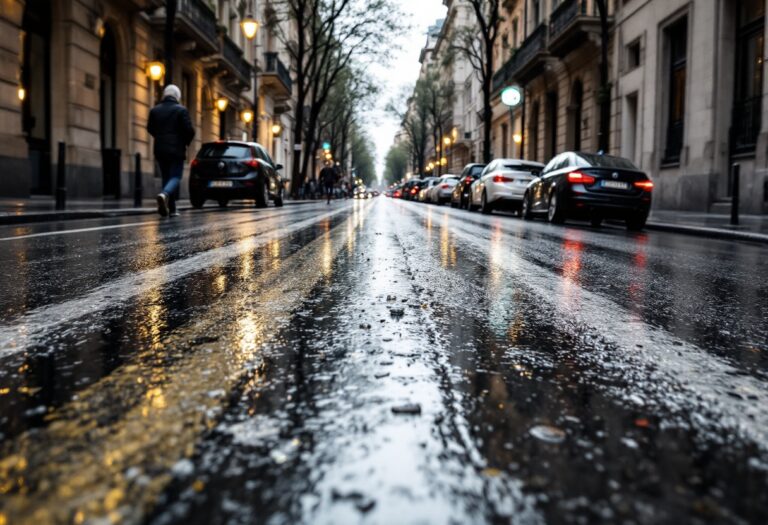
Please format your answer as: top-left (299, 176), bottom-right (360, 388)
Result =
top-left (645, 221), bottom-right (768, 245)
top-left (0, 200), bottom-right (315, 226)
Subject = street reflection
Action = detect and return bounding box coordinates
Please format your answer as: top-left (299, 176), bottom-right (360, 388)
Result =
top-left (439, 214), bottom-right (457, 268)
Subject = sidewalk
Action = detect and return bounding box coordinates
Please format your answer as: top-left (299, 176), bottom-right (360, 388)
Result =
top-left (646, 210), bottom-right (768, 244)
top-left (0, 197), bottom-right (164, 225)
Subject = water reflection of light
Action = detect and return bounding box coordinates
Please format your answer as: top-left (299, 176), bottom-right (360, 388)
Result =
top-left (439, 217), bottom-right (457, 268)
top-left (321, 227), bottom-right (333, 277)
top-left (488, 223), bottom-right (504, 287)
top-left (426, 207), bottom-right (433, 245)
top-left (558, 234), bottom-right (584, 306)
top-left (269, 238), bottom-right (282, 271)
top-left (236, 312), bottom-right (264, 364)
top-left (628, 235), bottom-right (648, 310)
top-left (238, 237), bottom-right (257, 279)
top-left (215, 273), bottom-right (227, 294)
top-left (138, 287), bottom-right (167, 350)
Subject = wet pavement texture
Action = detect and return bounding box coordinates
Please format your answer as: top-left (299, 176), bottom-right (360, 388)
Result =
top-left (0, 199), bottom-right (767, 524)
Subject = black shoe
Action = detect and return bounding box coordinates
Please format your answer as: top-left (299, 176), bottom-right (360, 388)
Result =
top-left (156, 193), bottom-right (169, 217)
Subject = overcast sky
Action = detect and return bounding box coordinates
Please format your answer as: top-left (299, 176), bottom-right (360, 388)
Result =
top-left (366, 0), bottom-right (446, 183)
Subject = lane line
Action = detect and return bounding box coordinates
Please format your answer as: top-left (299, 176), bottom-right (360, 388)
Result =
top-left (0, 205), bottom-right (324, 242)
top-left (402, 201), bottom-right (768, 450)
top-left (0, 204), bottom-right (353, 357)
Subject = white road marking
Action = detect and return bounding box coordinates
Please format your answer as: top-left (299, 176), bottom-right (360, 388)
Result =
top-left (0, 204), bottom-right (352, 357)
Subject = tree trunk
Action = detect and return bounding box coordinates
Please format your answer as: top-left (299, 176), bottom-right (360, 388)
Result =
top-left (482, 42), bottom-right (494, 163)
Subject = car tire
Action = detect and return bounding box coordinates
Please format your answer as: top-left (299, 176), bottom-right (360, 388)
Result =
top-left (255, 175), bottom-right (269, 208)
top-left (274, 190), bottom-right (284, 207)
top-left (626, 213), bottom-right (648, 231)
top-left (590, 215), bottom-right (603, 228)
top-left (217, 199), bottom-right (229, 208)
top-left (480, 191), bottom-right (494, 215)
top-left (190, 193), bottom-right (205, 209)
top-left (521, 193), bottom-right (534, 221)
top-left (547, 191), bottom-right (566, 224)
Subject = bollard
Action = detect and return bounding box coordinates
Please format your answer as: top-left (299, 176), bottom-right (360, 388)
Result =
top-left (731, 163), bottom-right (740, 226)
top-left (134, 153), bottom-right (143, 208)
top-left (55, 142), bottom-right (67, 211)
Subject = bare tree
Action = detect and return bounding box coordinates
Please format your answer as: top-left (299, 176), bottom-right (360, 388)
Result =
top-left (452, 0), bottom-right (501, 164)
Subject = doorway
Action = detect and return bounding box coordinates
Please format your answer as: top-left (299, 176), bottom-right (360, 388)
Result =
top-left (22, 0), bottom-right (52, 195)
top-left (100, 25), bottom-right (120, 197)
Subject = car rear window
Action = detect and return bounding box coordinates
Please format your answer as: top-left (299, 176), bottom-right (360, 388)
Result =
top-left (502, 164), bottom-right (540, 174)
top-left (199, 144), bottom-right (252, 159)
top-left (576, 153), bottom-right (638, 170)
top-left (469, 166), bottom-right (485, 176)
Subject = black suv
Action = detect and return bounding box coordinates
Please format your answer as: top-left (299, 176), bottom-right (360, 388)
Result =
top-left (189, 141), bottom-right (284, 209)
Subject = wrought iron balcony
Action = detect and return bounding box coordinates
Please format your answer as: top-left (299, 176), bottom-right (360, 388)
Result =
top-left (493, 23), bottom-right (549, 88)
top-left (220, 35), bottom-right (253, 88)
top-left (262, 53), bottom-right (293, 99)
top-left (548, 0), bottom-right (605, 58)
top-left (150, 0), bottom-right (219, 56)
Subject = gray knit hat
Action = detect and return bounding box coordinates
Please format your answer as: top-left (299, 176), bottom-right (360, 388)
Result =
top-left (163, 84), bottom-right (182, 103)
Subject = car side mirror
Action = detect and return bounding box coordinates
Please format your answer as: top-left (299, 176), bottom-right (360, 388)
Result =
top-left (276, 164), bottom-right (284, 171)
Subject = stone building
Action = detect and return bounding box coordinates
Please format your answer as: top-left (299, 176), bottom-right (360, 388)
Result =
top-left (613, 0), bottom-right (767, 213)
top-left (0, 0), bottom-right (295, 200)
top-left (491, 0), bottom-right (609, 167)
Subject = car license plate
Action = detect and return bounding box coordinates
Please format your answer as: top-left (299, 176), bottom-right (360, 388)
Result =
top-left (209, 180), bottom-right (233, 188)
top-left (602, 180), bottom-right (629, 190)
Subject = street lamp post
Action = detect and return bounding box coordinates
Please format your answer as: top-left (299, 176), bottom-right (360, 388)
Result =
top-left (241, 5), bottom-right (260, 143)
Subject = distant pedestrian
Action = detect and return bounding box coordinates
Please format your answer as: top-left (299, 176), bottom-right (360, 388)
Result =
top-left (319, 161), bottom-right (337, 204)
top-left (148, 84), bottom-right (195, 218)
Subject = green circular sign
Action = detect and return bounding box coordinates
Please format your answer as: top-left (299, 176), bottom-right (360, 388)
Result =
top-left (501, 86), bottom-right (523, 107)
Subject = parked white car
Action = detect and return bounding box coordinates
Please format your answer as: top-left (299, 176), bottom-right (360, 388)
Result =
top-left (426, 174), bottom-right (460, 204)
top-left (469, 159), bottom-right (545, 214)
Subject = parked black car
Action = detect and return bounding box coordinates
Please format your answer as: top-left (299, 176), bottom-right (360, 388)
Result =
top-left (522, 152), bottom-right (653, 230)
top-left (450, 163), bottom-right (486, 209)
top-left (189, 141), bottom-right (284, 209)
top-left (402, 179), bottom-right (427, 201)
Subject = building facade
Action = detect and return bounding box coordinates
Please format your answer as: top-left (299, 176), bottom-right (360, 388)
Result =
top-left (0, 0), bottom-right (296, 200)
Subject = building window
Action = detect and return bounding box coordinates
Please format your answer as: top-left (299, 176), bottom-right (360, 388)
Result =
top-left (627, 40), bottom-right (641, 70)
top-left (512, 18), bottom-right (519, 48)
top-left (731, 0), bottom-right (765, 157)
top-left (662, 17), bottom-right (687, 165)
top-left (532, 0), bottom-right (541, 27)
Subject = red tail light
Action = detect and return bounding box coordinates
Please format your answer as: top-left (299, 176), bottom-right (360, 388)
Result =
top-left (440, 184), bottom-right (450, 189)
top-left (493, 175), bottom-right (514, 183)
top-left (567, 171), bottom-right (596, 185)
top-left (191, 158), bottom-right (200, 169)
top-left (394, 190), bottom-right (402, 198)
top-left (464, 176), bottom-right (473, 184)
top-left (242, 158), bottom-right (260, 169)
top-left (634, 180), bottom-right (654, 191)
top-left (410, 188), bottom-right (418, 194)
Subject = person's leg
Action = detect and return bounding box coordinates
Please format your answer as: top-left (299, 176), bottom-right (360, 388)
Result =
top-left (156, 160), bottom-right (171, 217)
top-left (163, 161), bottom-right (183, 214)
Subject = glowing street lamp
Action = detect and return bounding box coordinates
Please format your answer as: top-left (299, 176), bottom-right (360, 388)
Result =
top-left (271, 123), bottom-right (283, 136)
top-left (17, 86), bottom-right (25, 102)
top-left (146, 61), bottom-right (165, 82)
top-left (241, 16), bottom-right (260, 40)
top-left (215, 97), bottom-right (229, 112)
top-left (443, 136), bottom-right (452, 147)
top-left (513, 133), bottom-right (523, 144)
top-left (241, 109), bottom-right (254, 124)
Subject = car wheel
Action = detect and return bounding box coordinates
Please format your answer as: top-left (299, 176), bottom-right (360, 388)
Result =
top-left (480, 191), bottom-right (494, 215)
top-left (274, 190), bottom-right (284, 207)
top-left (521, 193), bottom-right (534, 221)
top-left (190, 193), bottom-right (205, 209)
top-left (217, 199), bottom-right (229, 208)
top-left (255, 175), bottom-right (269, 208)
top-left (547, 191), bottom-right (565, 224)
top-left (590, 215), bottom-right (603, 228)
top-left (626, 212), bottom-right (648, 231)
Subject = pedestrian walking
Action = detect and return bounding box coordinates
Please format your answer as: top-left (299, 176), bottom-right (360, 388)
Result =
top-left (148, 84), bottom-right (195, 217)
top-left (319, 161), bottom-right (337, 205)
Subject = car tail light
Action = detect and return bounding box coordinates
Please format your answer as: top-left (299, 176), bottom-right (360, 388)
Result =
top-left (464, 176), bottom-right (473, 184)
top-left (440, 184), bottom-right (450, 189)
top-left (634, 180), bottom-right (654, 191)
top-left (191, 158), bottom-right (199, 169)
top-left (242, 158), bottom-right (260, 169)
top-left (410, 188), bottom-right (418, 194)
top-left (567, 171), bottom-right (596, 185)
top-left (394, 190), bottom-right (402, 198)
top-left (493, 175), bottom-right (514, 183)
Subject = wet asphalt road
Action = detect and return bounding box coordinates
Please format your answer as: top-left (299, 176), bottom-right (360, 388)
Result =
top-left (0, 198), bottom-right (767, 525)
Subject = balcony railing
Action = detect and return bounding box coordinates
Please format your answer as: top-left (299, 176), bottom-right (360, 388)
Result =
top-left (221, 36), bottom-right (253, 86)
top-left (263, 52), bottom-right (293, 94)
top-left (177, 0), bottom-right (219, 50)
top-left (550, 0), bottom-right (588, 41)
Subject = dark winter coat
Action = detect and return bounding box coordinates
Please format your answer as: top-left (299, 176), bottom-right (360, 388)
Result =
top-left (148, 97), bottom-right (196, 162)
top-left (319, 167), bottom-right (337, 187)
